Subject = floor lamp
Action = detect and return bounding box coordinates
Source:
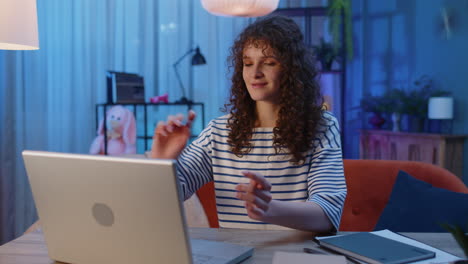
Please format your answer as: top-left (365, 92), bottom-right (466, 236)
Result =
top-left (0, 0), bottom-right (39, 50)
top-left (0, 0), bottom-right (39, 245)
top-left (173, 46), bottom-right (206, 104)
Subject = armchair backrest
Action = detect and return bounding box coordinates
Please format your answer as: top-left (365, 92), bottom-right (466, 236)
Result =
top-left (196, 182), bottom-right (219, 228)
top-left (340, 159), bottom-right (468, 231)
top-left (195, 159), bottom-right (468, 230)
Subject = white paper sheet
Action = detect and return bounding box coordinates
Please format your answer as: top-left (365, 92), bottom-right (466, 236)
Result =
top-left (370, 230), bottom-right (460, 264)
top-left (272, 251), bottom-right (347, 264)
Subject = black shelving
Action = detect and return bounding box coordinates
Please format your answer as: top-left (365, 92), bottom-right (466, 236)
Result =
top-left (95, 102), bottom-right (205, 155)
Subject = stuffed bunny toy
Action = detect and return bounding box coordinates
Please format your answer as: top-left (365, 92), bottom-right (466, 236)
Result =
top-left (89, 105), bottom-right (136, 155)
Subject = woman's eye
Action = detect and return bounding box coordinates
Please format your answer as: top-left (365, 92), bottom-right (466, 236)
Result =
top-left (243, 63), bottom-right (253, 67)
top-left (264, 61), bottom-right (277, 66)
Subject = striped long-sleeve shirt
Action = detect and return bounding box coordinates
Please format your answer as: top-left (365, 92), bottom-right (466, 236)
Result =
top-left (176, 111), bottom-right (347, 230)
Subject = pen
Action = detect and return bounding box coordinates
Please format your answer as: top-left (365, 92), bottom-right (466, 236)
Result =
top-left (303, 247), bottom-right (330, 255)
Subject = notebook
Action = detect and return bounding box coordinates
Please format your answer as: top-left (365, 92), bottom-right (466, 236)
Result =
top-left (316, 232), bottom-right (435, 264)
top-left (22, 150), bottom-right (253, 264)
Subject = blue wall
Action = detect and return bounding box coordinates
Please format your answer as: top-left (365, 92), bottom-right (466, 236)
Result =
top-left (346, 0), bottom-right (468, 183)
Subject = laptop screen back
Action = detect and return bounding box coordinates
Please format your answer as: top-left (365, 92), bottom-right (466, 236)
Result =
top-left (22, 150), bottom-right (192, 264)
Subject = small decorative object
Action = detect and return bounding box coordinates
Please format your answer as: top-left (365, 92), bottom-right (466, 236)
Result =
top-left (201, 0), bottom-right (279, 17)
top-left (437, 7), bottom-right (457, 40)
top-left (318, 73), bottom-right (340, 111)
top-left (428, 96), bottom-right (454, 133)
top-left (359, 88), bottom-right (407, 130)
top-left (173, 46), bottom-right (206, 104)
top-left (150, 93), bottom-right (169, 103)
top-left (312, 38), bottom-right (338, 71)
top-left (383, 89), bottom-right (405, 132)
top-left (90, 105), bottom-right (136, 155)
top-left (391, 112), bottom-right (401, 132)
top-left (369, 112), bottom-right (385, 129)
top-left (359, 93), bottom-right (391, 129)
top-left (0, 0), bottom-right (39, 50)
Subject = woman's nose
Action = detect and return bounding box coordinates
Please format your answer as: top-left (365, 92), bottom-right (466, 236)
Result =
top-left (253, 65), bottom-right (264, 78)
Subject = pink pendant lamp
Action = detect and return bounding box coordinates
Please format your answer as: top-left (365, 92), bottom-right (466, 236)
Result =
top-left (0, 0), bottom-right (39, 50)
top-left (201, 0), bottom-right (279, 17)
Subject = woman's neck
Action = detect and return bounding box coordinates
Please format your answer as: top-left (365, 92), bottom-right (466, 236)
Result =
top-left (255, 102), bottom-right (279, 127)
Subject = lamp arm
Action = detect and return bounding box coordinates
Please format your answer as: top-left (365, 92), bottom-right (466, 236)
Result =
top-left (172, 48), bottom-right (196, 102)
top-left (173, 63), bottom-right (186, 99)
top-left (173, 48), bottom-right (195, 68)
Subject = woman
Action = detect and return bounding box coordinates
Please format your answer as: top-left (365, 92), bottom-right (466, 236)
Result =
top-left (152, 16), bottom-right (346, 233)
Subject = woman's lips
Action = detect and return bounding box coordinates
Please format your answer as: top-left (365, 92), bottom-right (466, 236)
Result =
top-left (251, 82), bottom-right (267, 88)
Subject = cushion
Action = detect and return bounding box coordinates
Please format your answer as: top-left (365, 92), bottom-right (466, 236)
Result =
top-left (374, 170), bottom-right (468, 232)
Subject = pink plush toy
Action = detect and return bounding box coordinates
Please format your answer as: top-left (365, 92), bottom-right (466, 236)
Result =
top-left (89, 105), bottom-right (136, 155)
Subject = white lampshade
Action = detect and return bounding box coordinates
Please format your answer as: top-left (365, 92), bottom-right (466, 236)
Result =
top-left (428, 97), bottom-right (454, 119)
top-left (201, 0), bottom-right (279, 17)
top-left (0, 0), bottom-right (39, 50)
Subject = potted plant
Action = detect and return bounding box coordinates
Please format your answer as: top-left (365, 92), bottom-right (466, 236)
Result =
top-left (327, 0), bottom-right (353, 59)
top-left (400, 75), bottom-right (450, 132)
top-left (441, 223), bottom-right (468, 262)
top-left (359, 88), bottom-right (407, 130)
top-left (359, 93), bottom-right (389, 129)
top-left (312, 38), bottom-right (338, 71)
top-left (382, 88), bottom-right (406, 131)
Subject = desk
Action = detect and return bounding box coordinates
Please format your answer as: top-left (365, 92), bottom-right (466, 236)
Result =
top-left (0, 228), bottom-right (464, 264)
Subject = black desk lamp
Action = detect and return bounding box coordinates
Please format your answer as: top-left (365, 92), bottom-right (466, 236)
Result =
top-left (173, 46), bottom-right (206, 104)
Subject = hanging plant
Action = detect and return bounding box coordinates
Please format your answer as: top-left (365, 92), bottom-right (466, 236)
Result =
top-left (327, 0), bottom-right (353, 60)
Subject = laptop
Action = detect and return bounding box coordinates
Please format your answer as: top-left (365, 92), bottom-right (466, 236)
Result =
top-left (22, 150), bottom-right (253, 264)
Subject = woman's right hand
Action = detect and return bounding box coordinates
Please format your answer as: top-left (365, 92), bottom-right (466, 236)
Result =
top-left (151, 110), bottom-right (196, 159)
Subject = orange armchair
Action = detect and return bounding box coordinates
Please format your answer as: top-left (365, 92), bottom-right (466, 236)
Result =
top-left (340, 160), bottom-right (468, 231)
top-left (196, 159), bottom-right (468, 231)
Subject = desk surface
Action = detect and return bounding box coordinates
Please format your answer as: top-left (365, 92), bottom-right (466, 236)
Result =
top-left (0, 228), bottom-right (464, 264)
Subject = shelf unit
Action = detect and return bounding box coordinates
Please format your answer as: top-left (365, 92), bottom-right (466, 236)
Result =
top-left (95, 102), bottom-right (205, 155)
top-left (272, 7), bottom-right (347, 152)
top-left (360, 129), bottom-right (467, 179)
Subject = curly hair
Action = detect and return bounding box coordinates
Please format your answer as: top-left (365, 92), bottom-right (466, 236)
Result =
top-left (224, 15), bottom-right (324, 164)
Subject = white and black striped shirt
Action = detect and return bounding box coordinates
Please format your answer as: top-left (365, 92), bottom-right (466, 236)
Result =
top-left (176, 111), bottom-right (347, 230)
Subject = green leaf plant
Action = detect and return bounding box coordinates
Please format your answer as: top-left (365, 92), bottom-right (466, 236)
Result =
top-left (440, 223), bottom-right (468, 259)
top-left (327, 0), bottom-right (353, 60)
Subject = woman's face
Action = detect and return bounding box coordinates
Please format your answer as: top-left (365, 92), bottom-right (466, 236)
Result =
top-left (242, 43), bottom-right (282, 104)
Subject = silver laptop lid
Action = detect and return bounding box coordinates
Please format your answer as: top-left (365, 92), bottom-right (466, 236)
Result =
top-left (22, 150), bottom-right (192, 264)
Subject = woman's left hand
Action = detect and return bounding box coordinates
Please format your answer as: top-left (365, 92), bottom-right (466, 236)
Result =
top-left (235, 171), bottom-right (272, 221)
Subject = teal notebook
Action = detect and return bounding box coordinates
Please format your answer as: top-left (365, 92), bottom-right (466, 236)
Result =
top-left (316, 232), bottom-right (436, 264)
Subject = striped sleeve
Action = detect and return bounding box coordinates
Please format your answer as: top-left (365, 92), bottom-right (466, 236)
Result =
top-left (176, 121), bottom-right (214, 200)
top-left (307, 112), bottom-right (347, 231)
